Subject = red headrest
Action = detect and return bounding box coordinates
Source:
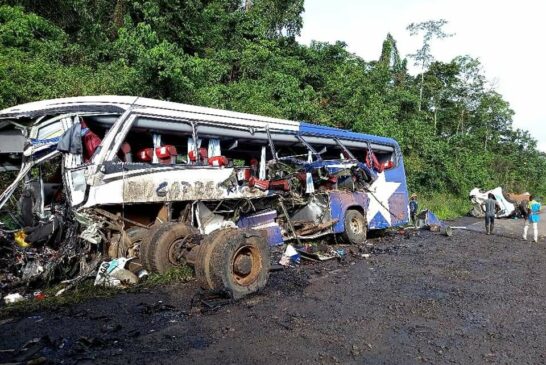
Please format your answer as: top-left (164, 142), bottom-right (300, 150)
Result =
top-left (137, 148), bottom-right (153, 162)
top-left (156, 145), bottom-right (177, 159)
top-left (188, 147), bottom-right (208, 162)
top-left (208, 156), bottom-right (228, 167)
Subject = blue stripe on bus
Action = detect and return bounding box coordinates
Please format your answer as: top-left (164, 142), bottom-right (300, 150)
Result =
top-left (298, 122), bottom-right (398, 146)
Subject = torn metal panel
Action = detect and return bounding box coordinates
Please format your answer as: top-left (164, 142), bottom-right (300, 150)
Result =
top-left (195, 202), bottom-right (236, 234)
top-left (0, 96), bottom-right (132, 119)
top-left (0, 150), bottom-right (61, 210)
top-left (0, 129), bottom-right (26, 154)
top-left (237, 210), bottom-right (283, 246)
top-left (290, 194), bottom-right (330, 224)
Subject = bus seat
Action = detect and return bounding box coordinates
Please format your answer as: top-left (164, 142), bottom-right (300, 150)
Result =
top-left (188, 147), bottom-right (208, 163)
top-left (208, 156), bottom-right (228, 167)
top-left (137, 148), bottom-right (153, 162)
top-left (237, 168), bottom-right (252, 182)
top-left (80, 120), bottom-right (102, 161)
top-left (156, 145), bottom-right (177, 159)
top-left (269, 179), bottom-right (290, 191)
top-left (156, 145), bottom-right (177, 164)
top-left (248, 176), bottom-right (269, 191)
top-left (365, 150), bottom-right (384, 173)
top-left (382, 160), bottom-right (394, 170)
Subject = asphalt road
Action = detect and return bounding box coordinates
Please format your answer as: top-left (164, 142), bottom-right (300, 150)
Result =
top-left (466, 211), bottom-right (546, 241)
top-left (1, 217), bottom-right (545, 364)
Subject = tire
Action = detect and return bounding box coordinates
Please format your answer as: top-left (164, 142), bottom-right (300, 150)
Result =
top-left (195, 229), bottom-right (270, 300)
top-left (121, 226), bottom-right (148, 259)
top-left (139, 223), bottom-right (174, 271)
top-left (342, 209), bottom-right (367, 244)
top-left (144, 223), bottom-right (197, 274)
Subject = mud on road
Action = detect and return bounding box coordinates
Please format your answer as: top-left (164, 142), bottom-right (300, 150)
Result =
top-left (1, 222), bottom-right (546, 364)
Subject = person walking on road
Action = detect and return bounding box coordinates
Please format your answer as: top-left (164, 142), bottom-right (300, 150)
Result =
top-left (484, 193), bottom-right (500, 235)
top-left (409, 193), bottom-right (418, 227)
top-left (523, 195), bottom-right (541, 243)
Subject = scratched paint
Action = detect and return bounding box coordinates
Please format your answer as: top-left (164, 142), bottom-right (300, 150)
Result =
top-left (85, 167), bottom-right (268, 207)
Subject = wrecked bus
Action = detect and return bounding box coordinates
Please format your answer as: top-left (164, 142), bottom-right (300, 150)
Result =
top-left (0, 96), bottom-right (409, 298)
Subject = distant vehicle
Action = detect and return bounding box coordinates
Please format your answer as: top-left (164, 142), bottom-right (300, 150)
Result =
top-left (469, 187), bottom-right (529, 218)
top-left (0, 96), bottom-right (410, 298)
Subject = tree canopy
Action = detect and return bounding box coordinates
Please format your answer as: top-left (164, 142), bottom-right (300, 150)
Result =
top-left (0, 1), bottom-right (544, 198)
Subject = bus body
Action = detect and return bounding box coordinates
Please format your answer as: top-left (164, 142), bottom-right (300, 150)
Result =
top-left (0, 96), bottom-right (409, 298)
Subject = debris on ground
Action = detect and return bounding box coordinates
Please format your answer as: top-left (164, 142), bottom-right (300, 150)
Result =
top-left (3, 292), bottom-right (25, 304)
top-left (279, 244), bottom-right (301, 266)
top-left (94, 258), bottom-right (140, 288)
top-left (416, 210), bottom-right (453, 236)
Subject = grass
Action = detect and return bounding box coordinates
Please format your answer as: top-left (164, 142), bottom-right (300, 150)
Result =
top-left (0, 282), bottom-right (120, 319)
top-left (145, 265), bottom-right (194, 286)
top-left (418, 193), bottom-right (472, 221)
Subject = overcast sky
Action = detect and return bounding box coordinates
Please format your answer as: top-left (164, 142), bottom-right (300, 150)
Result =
top-left (298, 0), bottom-right (546, 152)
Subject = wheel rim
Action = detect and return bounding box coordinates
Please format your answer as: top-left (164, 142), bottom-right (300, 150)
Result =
top-left (350, 216), bottom-right (363, 234)
top-left (168, 236), bottom-right (190, 266)
top-left (231, 245), bottom-right (261, 286)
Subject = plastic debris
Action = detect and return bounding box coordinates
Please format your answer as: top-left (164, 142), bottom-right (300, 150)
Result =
top-left (21, 260), bottom-right (45, 281)
top-left (4, 293), bottom-right (26, 304)
top-left (94, 258), bottom-right (139, 287)
top-left (279, 244), bottom-right (300, 266)
top-left (33, 291), bottom-right (47, 300)
top-left (14, 230), bottom-right (30, 248)
top-left (417, 209), bottom-right (453, 236)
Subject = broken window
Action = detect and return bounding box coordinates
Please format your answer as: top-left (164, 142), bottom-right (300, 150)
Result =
top-left (347, 144), bottom-right (397, 172)
top-left (104, 116), bottom-right (194, 166)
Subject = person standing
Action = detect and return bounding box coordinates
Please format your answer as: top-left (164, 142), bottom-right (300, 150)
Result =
top-left (484, 193), bottom-right (500, 235)
top-left (409, 193), bottom-right (418, 227)
top-left (523, 195), bottom-right (541, 243)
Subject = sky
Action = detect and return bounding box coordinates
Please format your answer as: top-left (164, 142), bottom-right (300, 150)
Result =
top-left (298, 0), bottom-right (546, 152)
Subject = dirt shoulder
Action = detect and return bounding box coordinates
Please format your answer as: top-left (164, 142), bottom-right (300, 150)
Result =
top-left (1, 223), bottom-right (545, 364)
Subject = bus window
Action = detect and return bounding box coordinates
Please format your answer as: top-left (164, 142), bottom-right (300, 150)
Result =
top-left (110, 117), bottom-right (194, 165)
top-left (275, 141), bottom-right (311, 163)
top-left (348, 145), bottom-right (396, 172)
top-left (308, 143), bottom-right (347, 161)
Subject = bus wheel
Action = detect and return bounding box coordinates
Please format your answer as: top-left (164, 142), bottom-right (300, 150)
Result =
top-left (195, 229), bottom-right (270, 300)
top-left (125, 226), bottom-right (148, 259)
top-left (343, 209), bottom-right (367, 244)
top-left (143, 223), bottom-right (196, 273)
top-left (139, 223), bottom-right (172, 271)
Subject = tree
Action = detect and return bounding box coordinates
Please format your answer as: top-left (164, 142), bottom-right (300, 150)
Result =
top-left (0, 4), bottom-right (544, 201)
top-left (407, 19), bottom-right (453, 111)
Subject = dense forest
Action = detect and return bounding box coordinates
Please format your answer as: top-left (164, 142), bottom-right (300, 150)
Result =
top-left (0, 1), bottom-right (544, 210)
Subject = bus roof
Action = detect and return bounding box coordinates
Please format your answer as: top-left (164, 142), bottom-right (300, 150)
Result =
top-left (0, 96), bottom-right (399, 147)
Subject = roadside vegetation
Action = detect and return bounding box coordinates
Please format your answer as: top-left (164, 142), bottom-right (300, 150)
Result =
top-left (419, 194), bottom-right (471, 220)
top-left (0, 1), bottom-right (544, 211)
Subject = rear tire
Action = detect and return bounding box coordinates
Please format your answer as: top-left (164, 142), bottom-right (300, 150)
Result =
top-left (196, 229), bottom-right (270, 300)
top-left (139, 223), bottom-right (173, 272)
top-left (342, 209), bottom-right (367, 244)
top-left (143, 223), bottom-right (197, 274)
